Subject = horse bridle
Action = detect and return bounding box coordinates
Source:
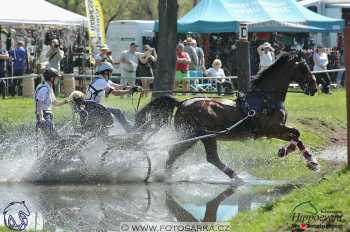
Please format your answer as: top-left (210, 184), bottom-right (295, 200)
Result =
top-left (294, 60), bottom-right (317, 95)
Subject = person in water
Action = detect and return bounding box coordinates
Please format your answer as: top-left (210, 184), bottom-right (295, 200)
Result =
top-left (85, 62), bottom-right (137, 132)
top-left (35, 67), bottom-right (68, 141)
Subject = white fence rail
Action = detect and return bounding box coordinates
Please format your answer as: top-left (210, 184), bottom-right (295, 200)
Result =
top-left (0, 68), bottom-right (346, 98)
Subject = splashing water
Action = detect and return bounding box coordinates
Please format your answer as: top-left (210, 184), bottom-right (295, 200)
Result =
top-left (0, 122), bottom-right (287, 186)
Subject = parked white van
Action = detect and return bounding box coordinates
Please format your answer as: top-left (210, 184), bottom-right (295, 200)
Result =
top-left (300, 0), bottom-right (350, 47)
top-left (106, 20), bottom-right (155, 69)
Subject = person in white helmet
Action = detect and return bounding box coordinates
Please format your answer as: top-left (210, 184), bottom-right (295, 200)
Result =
top-left (35, 67), bottom-right (69, 141)
top-left (86, 61), bottom-right (136, 132)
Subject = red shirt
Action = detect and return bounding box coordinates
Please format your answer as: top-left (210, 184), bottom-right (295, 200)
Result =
top-left (176, 51), bottom-right (189, 72)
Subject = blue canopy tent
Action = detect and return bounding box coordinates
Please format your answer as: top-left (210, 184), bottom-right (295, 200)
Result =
top-left (155, 0), bottom-right (344, 33)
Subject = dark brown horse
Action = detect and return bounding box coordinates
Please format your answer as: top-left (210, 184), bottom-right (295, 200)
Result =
top-left (135, 54), bottom-right (319, 182)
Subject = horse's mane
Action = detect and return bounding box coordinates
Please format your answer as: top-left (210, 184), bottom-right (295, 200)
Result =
top-left (252, 53), bottom-right (291, 86)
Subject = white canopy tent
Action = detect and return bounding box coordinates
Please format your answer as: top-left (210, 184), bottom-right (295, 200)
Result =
top-left (0, 0), bottom-right (87, 26)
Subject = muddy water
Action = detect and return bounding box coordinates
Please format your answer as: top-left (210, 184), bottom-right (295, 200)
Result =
top-left (0, 182), bottom-right (292, 231)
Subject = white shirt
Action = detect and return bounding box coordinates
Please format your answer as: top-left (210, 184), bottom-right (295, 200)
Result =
top-left (119, 50), bottom-right (140, 73)
top-left (35, 82), bottom-right (56, 112)
top-left (259, 51), bottom-right (274, 67)
top-left (46, 48), bottom-right (64, 71)
top-left (86, 77), bottom-right (114, 104)
top-left (207, 67), bottom-right (225, 82)
top-left (313, 52), bottom-right (328, 71)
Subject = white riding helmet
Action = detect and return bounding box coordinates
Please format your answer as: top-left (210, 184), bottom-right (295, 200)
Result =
top-left (98, 62), bottom-right (114, 74)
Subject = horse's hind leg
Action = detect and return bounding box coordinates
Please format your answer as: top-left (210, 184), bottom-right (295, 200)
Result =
top-left (202, 138), bottom-right (240, 180)
top-left (166, 141), bottom-right (196, 169)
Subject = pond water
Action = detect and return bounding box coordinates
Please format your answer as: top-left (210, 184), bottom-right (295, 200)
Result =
top-left (0, 127), bottom-right (292, 231)
top-left (0, 182), bottom-right (292, 231)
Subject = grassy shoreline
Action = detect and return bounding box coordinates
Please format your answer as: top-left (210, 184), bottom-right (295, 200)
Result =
top-left (230, 168), bottom-right (350, 232)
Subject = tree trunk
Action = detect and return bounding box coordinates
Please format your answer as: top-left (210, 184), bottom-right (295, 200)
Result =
top-left (64, 0), bottom-right (69, 9)
top-left (153, 0), bottom-right (178, 98)
top-left (193, 0), bottom-right (198, 6)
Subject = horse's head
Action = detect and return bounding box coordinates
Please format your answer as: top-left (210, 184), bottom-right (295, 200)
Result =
top-left (68, 90), bottom-right (86, 107)
top-left (290, 56), bottom-right (318, 96)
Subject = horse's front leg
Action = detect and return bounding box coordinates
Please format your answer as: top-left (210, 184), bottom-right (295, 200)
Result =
top-left (268, 125), bottom-right (320, 172)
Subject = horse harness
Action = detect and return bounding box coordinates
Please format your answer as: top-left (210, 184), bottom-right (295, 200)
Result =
top-left (86, 77), bottom-right (112, 102)
top-left (237, 89), bottom-right (285, 116)
top-left (34, 83), bottom-right (54, 117)
top-left (236, 89), bottom-right (285, 134)
top-left (86, 78), bottom-right (103, 101)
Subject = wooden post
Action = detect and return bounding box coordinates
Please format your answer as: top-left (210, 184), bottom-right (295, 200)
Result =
top-left (63, 73), bottom-right (76, 97)
top-left (22, 75), bottom-right (35, 97)
top-left (344, 27), bottom-right (350, 168)
top-left (237, 24), bottom-right (250, 93)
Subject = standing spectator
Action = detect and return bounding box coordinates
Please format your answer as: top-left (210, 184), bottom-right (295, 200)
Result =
top-left (184, 37), bottom-right (199, 72)
top-left (95, 45), bottom-right (110, 73)
top-left (106, 50), bottom-right (114, 64)
top-left (338, 49), bottom-right (345, 87)
top-left (0, 40), bottom-right (9, 99)
top-left (95, 45), bottom-right (109, 63)
top-left (46, 39), bottom-right (64, 95)
top-left (46, 39), bottom-right (64, 72)
top-left (9, 41), bottom-right (27, 96)
top-left (192, 39), bottom-right (205, 73)
top-left (328, 47), bottom-right (340, 83)
top-left (137, 44), bottom-right (157, 97)
top-left (175, 43), bottom-right (191, 92)
top-left (119, 43), bottom-right (140, 87)
top-left (257, 42), bottom-right (275, 72)
top-left (206, 59), bottom-right (231, 96)
top-left (313, 46), bottom-right (331, 94)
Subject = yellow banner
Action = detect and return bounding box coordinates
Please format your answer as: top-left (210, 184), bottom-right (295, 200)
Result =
top-left (84, 0), bottom-right (106, 49)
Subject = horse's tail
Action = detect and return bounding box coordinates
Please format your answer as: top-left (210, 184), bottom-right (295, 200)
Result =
top-left (135, 95), bottom-right (181, 129)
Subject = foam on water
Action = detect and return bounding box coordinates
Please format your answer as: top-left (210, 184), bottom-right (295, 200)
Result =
top-left (0, 124), bottom-right (286, 185)
top-left (0, 125), bottom-right (176, 183)
top-left (0, 132), bottom-right (38, 182)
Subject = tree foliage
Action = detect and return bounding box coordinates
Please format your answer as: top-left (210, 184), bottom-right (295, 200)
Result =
top-left (47, 0), bottom-right (192, 30)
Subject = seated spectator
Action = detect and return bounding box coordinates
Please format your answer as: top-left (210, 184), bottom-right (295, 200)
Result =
top-left (175, 43), bottom-right (191, 92)
top-left (206, 59), bottom-right (232, 96)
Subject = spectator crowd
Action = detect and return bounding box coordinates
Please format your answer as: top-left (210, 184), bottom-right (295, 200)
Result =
top-left (0, 35), bottom-right (347, 99)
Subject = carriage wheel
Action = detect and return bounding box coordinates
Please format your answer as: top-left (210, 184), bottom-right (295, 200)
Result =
top-left (143, 150), bottom-right (152, 183)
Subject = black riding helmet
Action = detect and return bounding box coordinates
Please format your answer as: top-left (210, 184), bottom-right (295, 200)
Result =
top-left (43, 67), bottom-right (59, 81)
